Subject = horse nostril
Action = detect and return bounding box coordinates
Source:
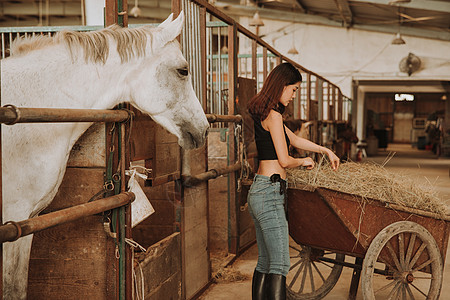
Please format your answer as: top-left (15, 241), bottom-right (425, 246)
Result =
top-left (188, 132), bottom-right (197, 148)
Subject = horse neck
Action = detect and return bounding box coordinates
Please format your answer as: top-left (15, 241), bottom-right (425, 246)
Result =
top-left (3, 45), bottom-right (132, 110)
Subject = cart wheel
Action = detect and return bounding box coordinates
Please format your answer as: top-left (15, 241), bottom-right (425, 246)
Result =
top-left (362, 221), bottom-right (443, 300)
top-left (287, 238), bottom-right (345, 300)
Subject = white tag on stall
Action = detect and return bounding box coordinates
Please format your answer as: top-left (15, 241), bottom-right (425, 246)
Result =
top-left (128, 170), bottom-right (155, 227)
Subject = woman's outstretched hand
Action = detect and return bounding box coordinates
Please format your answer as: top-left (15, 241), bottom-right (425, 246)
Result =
top-left (299, 157), bottom-right (315, 170)
top-left (324, 149), bottom-right (340, 170)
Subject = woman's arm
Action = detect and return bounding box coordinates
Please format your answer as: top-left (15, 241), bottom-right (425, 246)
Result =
top-left (264, 111), bottom-right (314, 169)
top-left (285, 125), bottom-right (340, 170)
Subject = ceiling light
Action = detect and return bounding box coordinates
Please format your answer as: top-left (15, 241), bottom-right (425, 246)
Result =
top-left (130, 0), bottom-right (141, 18)
top-left (288, 46), bottom-right (299, 55)
top-left (391, 32), bottom-right (405, 45)
top-left (249, 11), bottom-right (264, 27)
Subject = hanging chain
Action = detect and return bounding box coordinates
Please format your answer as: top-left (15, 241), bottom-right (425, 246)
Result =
top-left (235, 120), bottom-right (252, 193)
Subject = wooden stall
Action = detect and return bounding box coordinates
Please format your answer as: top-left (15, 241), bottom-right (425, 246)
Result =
top-left (0, 1), bottom-right (354, 299)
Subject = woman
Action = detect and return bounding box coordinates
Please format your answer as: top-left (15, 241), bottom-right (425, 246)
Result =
top-left (247, 62), bottom-right (339, 300)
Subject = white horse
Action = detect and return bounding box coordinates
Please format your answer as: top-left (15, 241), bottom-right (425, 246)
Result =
top-left (2, 12), bottom-right (208, 299)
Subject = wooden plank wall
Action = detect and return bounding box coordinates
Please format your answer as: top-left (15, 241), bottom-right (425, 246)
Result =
top-left (28, 123), bottom-right (117, 299)
top-left (208, 129), bottom-right (229, 255)
top-left (182, 145), bottom-right (210, 299)
top-left (132, 181), bottom-right (177, 249)
top-left (131, 114), bottom-right (180, 249)
top-left (134, 233), bottom-right (182, 300)
top-left (236, 77), bottom-right (257, 253)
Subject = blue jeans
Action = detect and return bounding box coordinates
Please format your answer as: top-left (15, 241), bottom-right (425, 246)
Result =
top-left (247, 174), bottom-right (290, 276)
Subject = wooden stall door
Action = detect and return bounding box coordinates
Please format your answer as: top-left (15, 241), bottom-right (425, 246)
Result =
top-left (208, 128), bottom-right (231, 256)
top-left (182, 146), bottom-right (209, 299)
top-left (236, 77), bottom-right (256, 253)
top-left (129, 108), bottom-right (183, 299)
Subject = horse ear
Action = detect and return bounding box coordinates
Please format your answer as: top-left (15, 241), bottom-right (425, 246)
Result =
top-left (158, 13), bottom-right (174, 29)
top-left (159, 11), bottom-right (184, 44)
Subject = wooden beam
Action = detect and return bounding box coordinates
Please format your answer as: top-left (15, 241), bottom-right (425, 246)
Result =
top-left (333, 0), bottom-right (353, 26)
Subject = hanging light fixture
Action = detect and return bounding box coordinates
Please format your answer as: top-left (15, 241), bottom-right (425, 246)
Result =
top-left (391, 32), bottom-right (406, 45)
top-left (249, 11), bottom-right (264, 27)
top-left (288, 46), bottom-right (299, 55)
top-left (288, 8), bottom-right (299, 55)
top-left (391, 7), bottom-right (405, 45)
top-left (288, 26), bottom-right (299, 54)
top-left (130, 0), bottom-right (141, 18)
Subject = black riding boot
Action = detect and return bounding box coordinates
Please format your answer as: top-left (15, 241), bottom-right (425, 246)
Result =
top-left (266, 274), bottom-right (286, 300)
top-left (252, 270), bottom-right (267, 300)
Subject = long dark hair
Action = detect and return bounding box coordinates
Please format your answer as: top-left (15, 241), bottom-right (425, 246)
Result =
top-left (248, 62), bottom-right (302, 120)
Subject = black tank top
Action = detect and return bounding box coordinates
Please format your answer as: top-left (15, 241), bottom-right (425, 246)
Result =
top-left (252, 111), bottom-right (290, 161)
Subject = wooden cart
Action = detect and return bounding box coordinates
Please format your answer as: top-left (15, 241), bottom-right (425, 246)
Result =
top-left (286, 185), bottom-right (450, 300)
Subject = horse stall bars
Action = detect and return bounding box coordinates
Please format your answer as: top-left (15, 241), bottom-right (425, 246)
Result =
top-left (0, 106), bottom-right (134, 300)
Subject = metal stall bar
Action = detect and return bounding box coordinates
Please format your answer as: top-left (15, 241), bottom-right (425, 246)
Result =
top-left (206, 113), bottom-right (242, 124)
top-left (0, 107), bottom-right (132, 124)
top-left (0, 192), bottom-right (135, 244)
top-left (183, 162), bottom-right (241, 186)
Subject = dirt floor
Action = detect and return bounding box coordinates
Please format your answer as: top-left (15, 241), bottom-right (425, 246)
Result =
top-left (198, 144), bottom-right (450, 299)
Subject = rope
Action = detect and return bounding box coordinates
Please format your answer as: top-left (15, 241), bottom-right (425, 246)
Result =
top-left (125, 238), bottom-right (146, 253)
top-left (126, 238), bottom-right (146, 300)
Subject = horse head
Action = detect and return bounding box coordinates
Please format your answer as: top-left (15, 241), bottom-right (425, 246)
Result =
top-left (128, 13), bottom-right (209, 149)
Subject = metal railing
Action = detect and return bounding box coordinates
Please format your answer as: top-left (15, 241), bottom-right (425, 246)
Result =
top-left (177, 0), bottom-right (352, 140)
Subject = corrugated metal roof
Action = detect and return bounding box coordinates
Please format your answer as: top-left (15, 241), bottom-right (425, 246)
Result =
top-left (218, 0), bottom-right (450, 41)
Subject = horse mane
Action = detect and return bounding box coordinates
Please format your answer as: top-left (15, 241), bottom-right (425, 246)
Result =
top-left (10, 25), bottom-right (154, 64)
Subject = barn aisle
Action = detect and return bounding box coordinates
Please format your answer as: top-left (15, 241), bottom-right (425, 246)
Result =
top-left (198, 144), bottom-right (450, 299)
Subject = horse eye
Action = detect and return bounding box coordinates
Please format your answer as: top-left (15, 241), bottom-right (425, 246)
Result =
top-left (177, 68), bottom-right (188, 77)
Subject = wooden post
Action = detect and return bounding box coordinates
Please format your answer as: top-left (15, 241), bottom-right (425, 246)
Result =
top-left (262, 47), bottom-right (268, 84)
top-left (227, 24), bottom-right (238, 254)
top-left (105, 0), bottom-right (117, 26)
top-left (171, 0), bottom-right (182, 19)
top-left (200, 6), bottom-right (207, 112)
top-left (0, 59), bottom-right (3, 300)
top-left (251, 40), bottom-right (257, 81)
top-left (307, 73), bottom-right (311, 120)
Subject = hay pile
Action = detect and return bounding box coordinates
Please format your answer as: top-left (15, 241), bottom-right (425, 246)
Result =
top-left (286, 158), bottom-right (447, 216)
top-left (213, 267), bottom-right (250, 283)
